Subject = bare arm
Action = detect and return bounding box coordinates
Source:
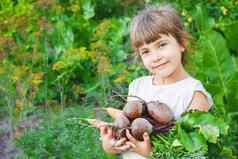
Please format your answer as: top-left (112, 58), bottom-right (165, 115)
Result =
top-left (187, 91), bottom-right (210, 111)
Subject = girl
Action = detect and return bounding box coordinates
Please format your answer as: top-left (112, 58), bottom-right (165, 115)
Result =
top-left (100, 4), bottom-right (213, 159)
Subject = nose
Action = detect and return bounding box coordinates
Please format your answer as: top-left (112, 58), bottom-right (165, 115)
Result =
top-left (151, 50), bottom-right (162, 62)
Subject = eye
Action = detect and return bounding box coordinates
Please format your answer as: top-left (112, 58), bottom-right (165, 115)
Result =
top-left (158, 42), bottom-right (167, 48)
top-left (140, 50), bottom-right (149, 55)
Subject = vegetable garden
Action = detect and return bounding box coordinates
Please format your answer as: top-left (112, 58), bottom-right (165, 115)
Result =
top-left (0, 0), bottom-right (238, 158)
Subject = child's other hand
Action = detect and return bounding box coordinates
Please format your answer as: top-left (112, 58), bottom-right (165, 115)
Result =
top-left (100, 126), bottom-right (131, 154)
top-left (125, 129), bottom-right (152, 158)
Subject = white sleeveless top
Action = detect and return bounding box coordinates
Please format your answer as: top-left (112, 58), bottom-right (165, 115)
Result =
top-left (122, 75), bottom-right (213, 159)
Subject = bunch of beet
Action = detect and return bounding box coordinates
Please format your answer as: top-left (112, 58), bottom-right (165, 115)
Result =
top-left (103, 99), bottom-right (175, 141)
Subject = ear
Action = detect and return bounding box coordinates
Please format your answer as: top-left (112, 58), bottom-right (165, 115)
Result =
top-left (180, 46), bottom-right (185, 53)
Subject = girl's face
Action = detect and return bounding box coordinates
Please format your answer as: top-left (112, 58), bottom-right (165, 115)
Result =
top-left (138, 34), bottom-right (184, 78)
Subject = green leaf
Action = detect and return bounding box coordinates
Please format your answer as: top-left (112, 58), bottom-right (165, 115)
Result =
top-left (226, 71), bottom-right (238, 113)
top-left (189, 132), bottom-right (207, 152)
top-left (172, 139), bottom-right (182, 147)
top-left (178, 111), bottom-right (229, 136)
top-left (193, 5), bottom-right (215, 32)
top-left (177, 125), bottom-right (206, 152)
top-left (196, 30), bottom-right (235, 99)
top-left (178, 125), bottom-right (194, 152)
top-left (219, 147), bottom-right (237, 159)
top-left (82, 0), bottom-right (95, 20)
top-left (222, 21), bottom-right (238, 54)
top-left (199, 124), bottom-right (219, 143)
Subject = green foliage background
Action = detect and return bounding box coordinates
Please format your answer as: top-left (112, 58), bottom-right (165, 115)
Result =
top-left (0, 0), bottom-right (237, 158)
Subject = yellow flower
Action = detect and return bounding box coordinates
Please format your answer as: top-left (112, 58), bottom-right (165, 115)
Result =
top-left (30, 72), bottom-right (44, 86)
top-left (181, 10), bottom-right (187, 16)
top-left (52, 61), bottom-right (65, 71)
top-left (73, 84), bottom-right (81, 94)
top-left (79, 47), bottom-right (88, 59)
top-left (97, 56), bottom-right (112, 75)
top-left (70, 4), bottom-right (80, 12)
top-left (0, 67), bottom-right (5, 75)
top-left (90, 41), bottom-right (111, 56)
top-left (93, 20), bottom-right (112, 40)
top-left (114, 75), bottom-right (124, 83)
top-left (11, 65), bottom-right (29, 81)
top-left (65, 47), bottom-right (94, 60)
top-left (15, 99), bottom-right (22, 115)
top-left (113, 70), bottom-right (128, 83)
top-left (188, 16), bottom-right (192, 23)
top-left (89, 51), bottom-right (97, 62)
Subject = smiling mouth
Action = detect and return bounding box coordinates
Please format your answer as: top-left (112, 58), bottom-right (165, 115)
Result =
top-left (152, 62), bottom-right (168, 69)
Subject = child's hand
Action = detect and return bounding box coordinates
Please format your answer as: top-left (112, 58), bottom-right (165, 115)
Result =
top-left (125, 129), bottom-right (152, 158)
top-left (100, 126), bottom-right (131, 154)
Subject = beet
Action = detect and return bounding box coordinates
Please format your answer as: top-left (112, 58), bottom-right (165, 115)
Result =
top-left (123, 101), bottom-right (143, 120)
top-left (147, 101), bottom-right (174, 124)
top-left (131, 118), bottom-right (153, 141)
top-left (114, 114), bottom-right (130, 129)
